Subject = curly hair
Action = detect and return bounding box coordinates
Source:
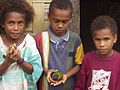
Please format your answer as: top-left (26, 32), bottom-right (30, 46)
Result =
top-left (91, 15), bottom-right (118, 36)
top-left (49, 0), bottom-right (73, 15)
top-left (0, 0), bottom-right (34, 30)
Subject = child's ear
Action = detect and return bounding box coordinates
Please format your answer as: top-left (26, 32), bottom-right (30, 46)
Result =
top-left (114, 34), bottom-right (117, 43)
top-left (69, 19), bottom-right (72, 23)
top-left (47, 12), bottom-right (50, 21)
top-left (69, 14), bottom-right (73, 23)
top-left (71, 14), bottom-right (73, 18)
top-left (70, 14), bottom-right (73, 19)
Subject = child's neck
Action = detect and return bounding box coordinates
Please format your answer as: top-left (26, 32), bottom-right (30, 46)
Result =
top-left (1, 34), bottom-right (25, 46)
top-left (96, 50), bottom-right (115, 58)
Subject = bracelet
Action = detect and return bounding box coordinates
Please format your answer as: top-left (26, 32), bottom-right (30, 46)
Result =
top-left (17, 58), bottom-right (24, 64)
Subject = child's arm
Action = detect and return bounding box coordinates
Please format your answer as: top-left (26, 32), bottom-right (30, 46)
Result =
top-left (0, 44), bottom-right (17, 75)
top-left (9, 44), bottom-right (33, 74)
top-left (0, 44), bottom-right (19, 75)
top-left (0, 60), bottom-right (12, 75)
top-left (22, 35), bottom-right (43, 84)
top-left (64, 64), bottom-right (80, 80)
top-left (50, 36), bottom-right (84, 86)
top-left (74, 70), bottom-right (82, 90)
top-left (17, 58), bottom-right (33, 74)
top-left (10, 44), bottom-right (34, 74)
top-left (49, 65), bottom-right (80, 86)
top-left (45, 68), bottom-right (58, 84)
top-left (74, 59), bottom-right (87, 90)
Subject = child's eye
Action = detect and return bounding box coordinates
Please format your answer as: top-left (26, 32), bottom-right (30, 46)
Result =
top-left (95, 38), bottom-right (101, 42)
top-left (62, 19), bottom-right (70, 24)
top-left (53, 19), bottom-right (59, 23)
top-left (8, 21), bottom-right (14, 25)
top-left (62, 20), bottom-right (68, 24)
top-left (18, 21), bottom-right (24, 25)
top-left (103, 38), bottom-right (110, 41)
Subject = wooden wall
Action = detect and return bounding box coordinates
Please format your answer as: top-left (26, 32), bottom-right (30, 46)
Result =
top-left (26, 0), bottom-right (80, 35)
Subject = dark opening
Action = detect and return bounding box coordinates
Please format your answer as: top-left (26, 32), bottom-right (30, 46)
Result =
top-left (80, 0), bottom-right (120, 53)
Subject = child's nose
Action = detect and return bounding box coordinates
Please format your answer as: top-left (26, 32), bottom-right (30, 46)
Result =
top-left (58, 23), bottom-right (64, 29)
top-left (14, 24), bottom-right (18, 30)
top-left (100, 40), bottom-right (105, 46)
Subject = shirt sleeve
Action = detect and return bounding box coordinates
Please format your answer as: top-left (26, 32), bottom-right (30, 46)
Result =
top-left (23, 35), bottom-right (43, 85)
top-left (74, 35), bottom-right (84, 64)
top-left (26, 54), bottom-right (43, 84)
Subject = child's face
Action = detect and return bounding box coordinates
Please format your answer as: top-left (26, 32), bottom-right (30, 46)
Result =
top-left (48, 8), bottom-right (72, 37)
top-left (93, 28), bottom-right (117, 57)
top-left (2, 11), bottom-right (25, 40)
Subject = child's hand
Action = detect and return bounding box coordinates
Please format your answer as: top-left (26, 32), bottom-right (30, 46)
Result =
top-left (61, 74), bottom-right (67, 83)
top-left (50, 74), bottom-right (67, 86)
top-left (46, 69), bottom-right (58, 84)
top-left (6, 44), bottom-right (21, 64)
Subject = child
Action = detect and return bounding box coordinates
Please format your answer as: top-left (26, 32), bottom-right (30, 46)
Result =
top-left (34, 0), bottom-right (84, 90)
top-left (74, 15), bottom-right (120, 90)
top-left (0, 0), bottom-right (43, 90)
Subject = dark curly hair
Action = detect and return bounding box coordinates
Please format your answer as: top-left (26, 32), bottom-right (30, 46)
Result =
top-left (91, 15), bottom-right (118, 36)
top-left (49, 0), bottom-right (73, 15)
top-left (0, 0), bottom-right (34, 31)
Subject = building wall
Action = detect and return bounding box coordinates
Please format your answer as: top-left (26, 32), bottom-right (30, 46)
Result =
top-left (70, 0), bottom-right (80, 34)
top-left (25, 0), bottom-right (80, 35)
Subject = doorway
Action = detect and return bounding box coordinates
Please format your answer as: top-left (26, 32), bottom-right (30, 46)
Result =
top-left (80, 0), bottom-right (120, 53)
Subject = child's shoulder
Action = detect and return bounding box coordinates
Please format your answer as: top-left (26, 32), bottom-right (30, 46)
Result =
top-left (25, 34), bottom-right (34, 39)
top-left (69, 30), bottom-right (78, 37)
top-left (69, 30), bottom-right (81, 41)
top-left (84, 51), bottom-right (120, 59)
top-left (85, 50), bottom-right (95, 55)
top-left (24, 34), bottom-right (36, 44)
top-left (114, 51), bottom-right (120, 56)
top-left (84, 51), bottom-right (96, 58)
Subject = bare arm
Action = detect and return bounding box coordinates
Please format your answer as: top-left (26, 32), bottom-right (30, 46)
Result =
top-left (0, 44), bottom-right (34, 76)
top-left (9, 44), bottom-right (33, 74)
top-left (0, 60), bottom-right (12, 75)
top-left (65, 64), bottom-right (80, 78)
top-left (0, 45), bottom-right (17, 75)
top-left (0, 58), bottom-right (33, 76)
top-left (17, 58), bottom-right (33, 74)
